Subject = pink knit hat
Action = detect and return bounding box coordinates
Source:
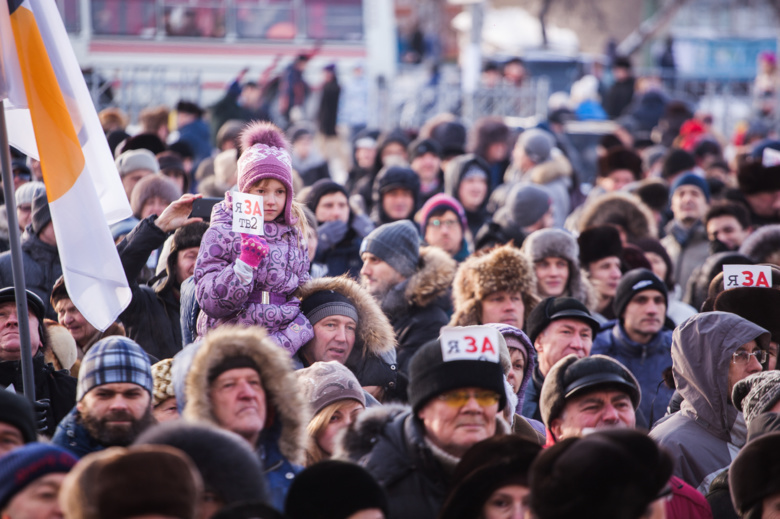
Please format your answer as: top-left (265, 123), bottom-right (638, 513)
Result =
top-left (237, 121), bottom-right (295, 224)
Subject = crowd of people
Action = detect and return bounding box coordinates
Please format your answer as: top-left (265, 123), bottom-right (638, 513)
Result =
top-left (3, 51), bottom-right (780, 519)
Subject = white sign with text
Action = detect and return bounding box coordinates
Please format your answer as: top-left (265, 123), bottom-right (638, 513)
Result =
top-left (439, 326), bottom-right (500, 363)
top-left (723, 264), bottom-right (772, 289)
top-left (232, 193), bottom-right (265, 236)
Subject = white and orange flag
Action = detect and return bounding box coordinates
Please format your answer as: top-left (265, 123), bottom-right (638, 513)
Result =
top-left (0, 0), bottom-right (131, 330)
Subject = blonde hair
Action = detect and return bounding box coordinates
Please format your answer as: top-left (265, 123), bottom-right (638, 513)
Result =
top-left (304, 399), bottom-right (363, 466)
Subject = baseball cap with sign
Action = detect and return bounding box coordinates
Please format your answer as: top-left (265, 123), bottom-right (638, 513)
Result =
top-left (408, 326), bottom-right (507, 412)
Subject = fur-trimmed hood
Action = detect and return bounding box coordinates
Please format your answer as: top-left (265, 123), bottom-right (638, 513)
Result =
top-left (403, 246), bottom-right (457, 308)
top-left (451, 244), bottom-right (539, 327)
top-left (183, 326), bottom-right (309, 465)
top-left (528, 153), bottom-right (573, 185)
top-left (521, 229), bottom-right (597, 311)
top-left (297, 275), bottom-right (397, 357)
top-left (578, 191), bottom-right (657, 241)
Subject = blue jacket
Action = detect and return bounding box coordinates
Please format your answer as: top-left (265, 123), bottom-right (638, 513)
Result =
top-left (259, 419), bottom-right (302, 512)
top-left (592, 321), bottom-right (674, 427)
top-left (521, 366), bottom-right (544, 423)
top-left (52, 408), bottom-right (105, 458)
top-left (177, 118), bottom-right (213, 163)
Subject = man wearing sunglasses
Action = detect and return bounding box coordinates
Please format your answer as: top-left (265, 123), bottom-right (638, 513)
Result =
top-left (650, 311), bottom-right (771, 494)
top-left (337, 326), bottom-right (511, 519)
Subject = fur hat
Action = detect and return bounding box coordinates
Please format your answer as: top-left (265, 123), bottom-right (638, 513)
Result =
top-left (714, 287), bottom-right (780, 343)
top-left (152, 359), bottom-right (175, 407)
top-left (732, 371), bottom-right (780, 428)
top-left (662, 148), bottom-right (696, 180)
top-left (737, 160), bottom-right (780, 195)
top-left (44, 320), bottom-right (78, 371)
top-left (578, 192), bottom-right (657, 241)
top-left (237, 121), bottom-right (295, 224)
top-left (119, 133), bottom-right (167, 157)
top-left (285, 460), bottom-right (388, 519)
top-left (730, 432), bottom-right (780, 517)
top-left (439, 436), bottom-right (542, 519)
top-left (539, 354), bottom-right (641, 430)
top-left (740, 225), bottom-right (780, 266)
top-left (632, 178), bottom-right (670, 213)
top-left (130, 174), bottom-right (182, 219)
top-left (60, 445), bottom-right (202, 519)
top-left (408, 327), bottom-right (507, 413)
top-left (184, 326), bottom-right (309, 464)
top-left (578, 226), bottom-right (623, 267)
top-left (530, 429), bottom-right (672, 519)
top-left (296, 361), bottom-right (366, 416)
top-left (598, 147), bottom-right (642, 180)
top-left (0, 390), bottom-right (37, 444)
top-left (135, 421), bottom-right (269, 505)
top-left (451, 243), bottom-right (539, 328)
top-left (430, 121), bottom-right (467, 158)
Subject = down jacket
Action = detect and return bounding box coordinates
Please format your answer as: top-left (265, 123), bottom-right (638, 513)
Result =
top-left (650, 312), bottom-right (770, 493)
top-left (184, 326), bottom-right (309, 511)
top-left (194, 192), bottom-right (313, 353)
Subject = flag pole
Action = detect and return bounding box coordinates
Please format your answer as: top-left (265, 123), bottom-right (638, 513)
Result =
top-left (0, 99), bottom-right (36, 403)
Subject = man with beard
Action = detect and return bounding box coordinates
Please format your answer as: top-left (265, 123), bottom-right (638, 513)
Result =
top-left (52, 336), bottom-right (156, 457)
top-left (359, 221), bottom-right (456, 373)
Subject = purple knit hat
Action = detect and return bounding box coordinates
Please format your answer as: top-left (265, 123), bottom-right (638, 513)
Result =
top-left (237, 121), bottom-right (296, 224)
top-left (419, 193), bottom-right (467, 234)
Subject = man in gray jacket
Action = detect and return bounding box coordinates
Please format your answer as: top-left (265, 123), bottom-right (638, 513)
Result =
top-left (650, 311), bottom-right (770, 493)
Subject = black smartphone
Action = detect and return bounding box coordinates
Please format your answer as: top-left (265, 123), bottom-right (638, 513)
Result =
top-left (190, 197), bottom-right (222, 221)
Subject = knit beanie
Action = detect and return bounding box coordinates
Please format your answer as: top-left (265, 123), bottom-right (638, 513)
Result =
top-left (539, 354), bottom-right (641, 429)
top-left (15, 180), bottom-right (45, 208)
top-left (156, 152), bottom-right (185, 174)
top-left (134, 421), bottom-right (269, 505)
top-left (237, 121), bottom-right (295, 224)
top-left (300, 290), bottom-right (358, 326)
top-left (296, 361), bottom-right (366, 416)
top-left (360, 220), bottom-right (420, 278)
top-left (130, 174), bottom-right (182, 219)
top-left (0, 390), bottom-right (37, 444)
top-left (732, 371), bottom-right (780, 428)
top-left (671, 172), bottom-right (710, 202)
top-left (518, 129), bottom-right (554, 164)
top-left (31, 187), bottom-right (51, 235)
top-left (408, 326), bottom-right (507, 413)
top-left (115, 148), bottom-right (160, 177)
top-left (493, 184), bottom-right (552, 229)
top-left (613, 269), bottom-right (668, 319)
top-left (60, 445), bottom-right (202, 519)
top-left (598, 147), bottom-right (643, 180)
top-left (78, 336), bottom-right (153, 401)
top-left (152, 358), bottom-right (175, 407)
top-left (305, 179), bottom-right (349, 216)
top-left (578, 226), bottom-right (623, 267)
top-left (285, 460), bottom-right (388, 519)
top-left (0, 443), bottom-right (77, 509)
top-left (431, 122), bottom-right (467, 157)
top-left (409, 138), bottom-right (442, 161)
top-left (661, 149), bottom-right (696, 180)
top-left (377, 165), bottom-right (421, 195)
top-left (419, 193), bottom-right (467, 234)
top-left (529, 429), bottom-right (672, 519)
top-left (526, 297), bottom-right (600, 345)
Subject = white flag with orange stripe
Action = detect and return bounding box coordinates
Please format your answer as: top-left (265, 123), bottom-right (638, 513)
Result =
top-left (0, 0), bottom-right (131, 330)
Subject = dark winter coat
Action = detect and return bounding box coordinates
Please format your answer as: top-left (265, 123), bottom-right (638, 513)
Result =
top-left (51, 407), bottom-right (105, 458)
top-left (378, 247), bottom-right (456, 374)
top-left (0, 353), bottom-right (76, 437)
top-left (297, 276), bottom-right (404, 400)
top-left (117, 216), bottom-right (182, 360)
top-left (336, 405), bottom-right (511, 519)
top-left (0, 231), bottom-right (62, 320)
top-left (314, 215), bottom-right (373, 279)
top-left (443, 154), bottom-right (492, 237)
top-left (317, 78), bottom-right (341, 136)
top-left (194, 192), bottom-right (313, 353)
top-left (592, 322), bottom-right (675, 427)
top-left (521, 366), bottom-right (544, 423)
top-left (604, 77), bottom-right (636, 119)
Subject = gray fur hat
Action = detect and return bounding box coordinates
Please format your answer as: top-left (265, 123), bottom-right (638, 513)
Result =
top-left (740, 224), bottom-right (780, 266)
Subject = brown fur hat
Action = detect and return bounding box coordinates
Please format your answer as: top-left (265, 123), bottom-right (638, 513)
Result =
top-left (714, 287), bottom-right (780, 343)
top-left (598, 147), bottom-right (642, 180)
top-left (130, 174), bottom-right (182, 219)
top-left (451, 244), bottom-right (539, 327)
top-left (184, 326), bottom-right (309, 464)
top-left (578, 192), bottom-right (657, 241)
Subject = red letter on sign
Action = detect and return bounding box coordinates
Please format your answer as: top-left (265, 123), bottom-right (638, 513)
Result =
top-left (465, 336), bottom-right (477, 353)
top-left (756, 272), bottom-right (769, 287)
top-left (481, 338), bottom-right (495, 355)
top-left (742, 271), bottom-right (754, 286)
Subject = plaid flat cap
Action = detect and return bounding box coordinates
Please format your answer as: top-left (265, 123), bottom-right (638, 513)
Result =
top-left (77, 337), bottom-right (153, 401)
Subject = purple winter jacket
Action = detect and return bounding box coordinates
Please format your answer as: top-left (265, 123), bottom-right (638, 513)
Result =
top-left (194, 192), bottom-right (313, 354)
